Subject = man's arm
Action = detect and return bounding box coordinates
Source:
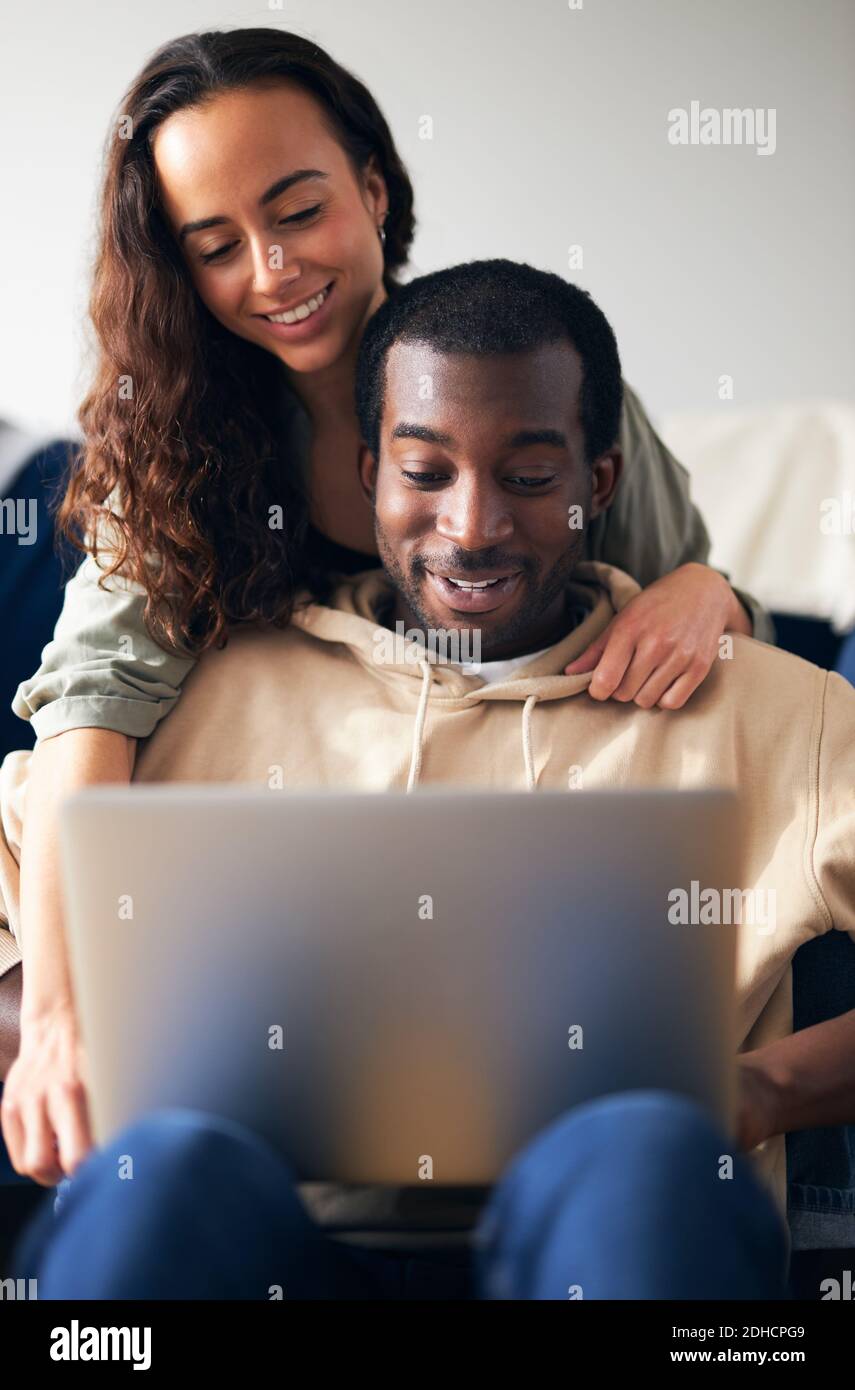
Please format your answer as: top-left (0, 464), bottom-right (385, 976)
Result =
top-left (737, 1010), bottom-right (855, 1150)
top-left (737, 673), bottom-right (855, 1151)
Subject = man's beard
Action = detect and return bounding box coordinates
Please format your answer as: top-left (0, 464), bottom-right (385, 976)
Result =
top-left (374, 518), bottom-right (589, 657)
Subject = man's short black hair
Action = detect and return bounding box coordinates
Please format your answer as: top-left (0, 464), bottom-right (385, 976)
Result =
top-left (355, 258), bottom-right (623, 465)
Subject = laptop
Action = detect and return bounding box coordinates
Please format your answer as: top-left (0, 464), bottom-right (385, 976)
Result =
top-left (58, 787), bottom-right (739, 1184)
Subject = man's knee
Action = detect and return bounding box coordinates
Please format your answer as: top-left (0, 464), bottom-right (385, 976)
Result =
top-left (70, 1107), bottom-right (287, 1198)
top-left (476, 1089), bottom-right (756, 1250)
top-left (515, 1088), bottom-right (727, 1179)
top-left (563, 1088), bottom-right (728, 1159)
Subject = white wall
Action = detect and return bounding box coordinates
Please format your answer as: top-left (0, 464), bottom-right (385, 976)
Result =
top-left (1, 0), bottom-right (853, 437)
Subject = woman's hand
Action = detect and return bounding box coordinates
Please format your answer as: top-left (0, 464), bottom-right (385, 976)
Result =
top-left (1, 1000), bottom-right (93, 1184)
top-left (5, 728), bottom-right (131, 1185)
top-left (565, 562), bottom-right (752, 710)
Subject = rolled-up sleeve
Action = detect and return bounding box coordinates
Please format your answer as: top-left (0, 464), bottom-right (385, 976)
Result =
top-left (12, 549), bottom-right (197, 741)
top-left (0, 926), bottom-right (21, 977)
top-left (587, 381), bottom-right (775, 645)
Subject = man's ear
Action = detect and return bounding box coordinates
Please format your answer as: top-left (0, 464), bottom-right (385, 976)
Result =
top-left (358, 444), bottom-right (378, 502)
top-left (589, 447), bottom-right (624, 519)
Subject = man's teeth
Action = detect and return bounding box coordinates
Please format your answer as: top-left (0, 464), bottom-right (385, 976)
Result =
top-left (266, 286), bottom-right (328, 324)
top-left (444, 575), bottom-right (505, 589)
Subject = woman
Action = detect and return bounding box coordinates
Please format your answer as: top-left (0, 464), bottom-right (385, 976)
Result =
top-left (1, 27), bottom-right (767, 1188)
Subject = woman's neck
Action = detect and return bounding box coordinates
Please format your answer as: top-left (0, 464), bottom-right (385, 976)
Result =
top-left (278, 283), bottom-right (389, 554)
top-left (283, 282), bottom-right (389, 426)
top-left (286, 344), bottom-right (358, 426)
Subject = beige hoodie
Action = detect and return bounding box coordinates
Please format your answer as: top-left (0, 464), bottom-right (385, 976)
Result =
top-left (1, 561), bottom-right (853, 1249)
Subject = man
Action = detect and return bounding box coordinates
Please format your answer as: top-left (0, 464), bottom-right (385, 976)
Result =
top-left (2, 260), bottom-right (854, 1299)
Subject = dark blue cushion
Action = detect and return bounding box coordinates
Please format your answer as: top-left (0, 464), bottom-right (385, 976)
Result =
top-left (836, 628), bottom-right (855, 688)
top-left (0, 441), bottom-right (81, 763)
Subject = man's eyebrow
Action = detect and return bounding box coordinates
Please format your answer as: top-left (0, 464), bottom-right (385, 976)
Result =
top-left (388, 424), bottom-right (569, 450)
top-left (389, 423), bottom-right (456, 448)
top-left (178, 169), bottom-right (329, 244)
top-left (505, 428), bottom-right (568, 450)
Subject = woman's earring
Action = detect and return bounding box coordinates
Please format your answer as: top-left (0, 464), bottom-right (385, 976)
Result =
top-left (378, 220), bottom-right (387, 247)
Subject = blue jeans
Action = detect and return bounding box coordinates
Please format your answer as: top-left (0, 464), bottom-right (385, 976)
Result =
top-left (11, 1090), bottom-right (790, 1299)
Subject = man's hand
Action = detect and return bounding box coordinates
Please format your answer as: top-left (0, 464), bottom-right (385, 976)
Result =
top-left (734, 1052), bottom-right (783, 1152)
top-left (565, 563), bottom-right (752, 710)
top-left (735, 1011), bottom-right (855, 1146)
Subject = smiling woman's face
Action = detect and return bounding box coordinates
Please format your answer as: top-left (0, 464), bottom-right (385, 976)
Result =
top-left (153, 79), bottom-right (389, 375)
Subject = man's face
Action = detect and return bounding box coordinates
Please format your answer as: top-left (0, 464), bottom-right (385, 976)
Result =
top-left (360, 340), bottom-right (621, 660)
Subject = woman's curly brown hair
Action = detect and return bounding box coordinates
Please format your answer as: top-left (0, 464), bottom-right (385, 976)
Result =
top-left (56, 27), bottom-right (415, 656)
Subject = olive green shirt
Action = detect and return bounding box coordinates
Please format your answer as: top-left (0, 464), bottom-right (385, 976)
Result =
top-left (11, 382), bottom-right (773, 741)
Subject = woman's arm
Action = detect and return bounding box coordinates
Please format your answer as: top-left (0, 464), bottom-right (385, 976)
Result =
top-left (0, 728), bottom-right (135, 1183)
top-left (1, 490), bottom-right (195, 1178)
top-left (14, 549), bottom-right (196, 743)
top-left (569, 382), bottom-right (773, 707)
top-left (2, 498), bottom-right (195, 1178)
top-left (589, 382), bottom-right (772, 638)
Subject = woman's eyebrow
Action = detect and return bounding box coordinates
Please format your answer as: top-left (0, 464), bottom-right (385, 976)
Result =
top-left (259, 168), bottom-right (329, 207)
top-left (178, 169), bottom-right (329, 244)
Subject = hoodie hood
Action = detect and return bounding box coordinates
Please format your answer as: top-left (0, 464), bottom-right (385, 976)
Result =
top-left (291, 561), bottom-right (641, 791)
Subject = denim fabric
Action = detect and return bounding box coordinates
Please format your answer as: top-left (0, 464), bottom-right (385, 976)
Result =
top-left (772, 612), bottom-right (855, 1247)
top-left (11, 1092), bottom-right (790, 1300)
top-left (787, 930), bottom-right (855, 1249)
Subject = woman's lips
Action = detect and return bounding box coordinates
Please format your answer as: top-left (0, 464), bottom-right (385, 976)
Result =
top-left (424, 569), bottom-right (522, 614)
top-left (254, 279), bottom-right (336, 341)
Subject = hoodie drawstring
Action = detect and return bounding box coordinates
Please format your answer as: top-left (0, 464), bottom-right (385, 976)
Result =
top-left (521, 694), bottom-right (540, 791)
top-left (407, 658), bottom-right (433, 792)
top-left (406, 661), bottom-right (542, 793)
